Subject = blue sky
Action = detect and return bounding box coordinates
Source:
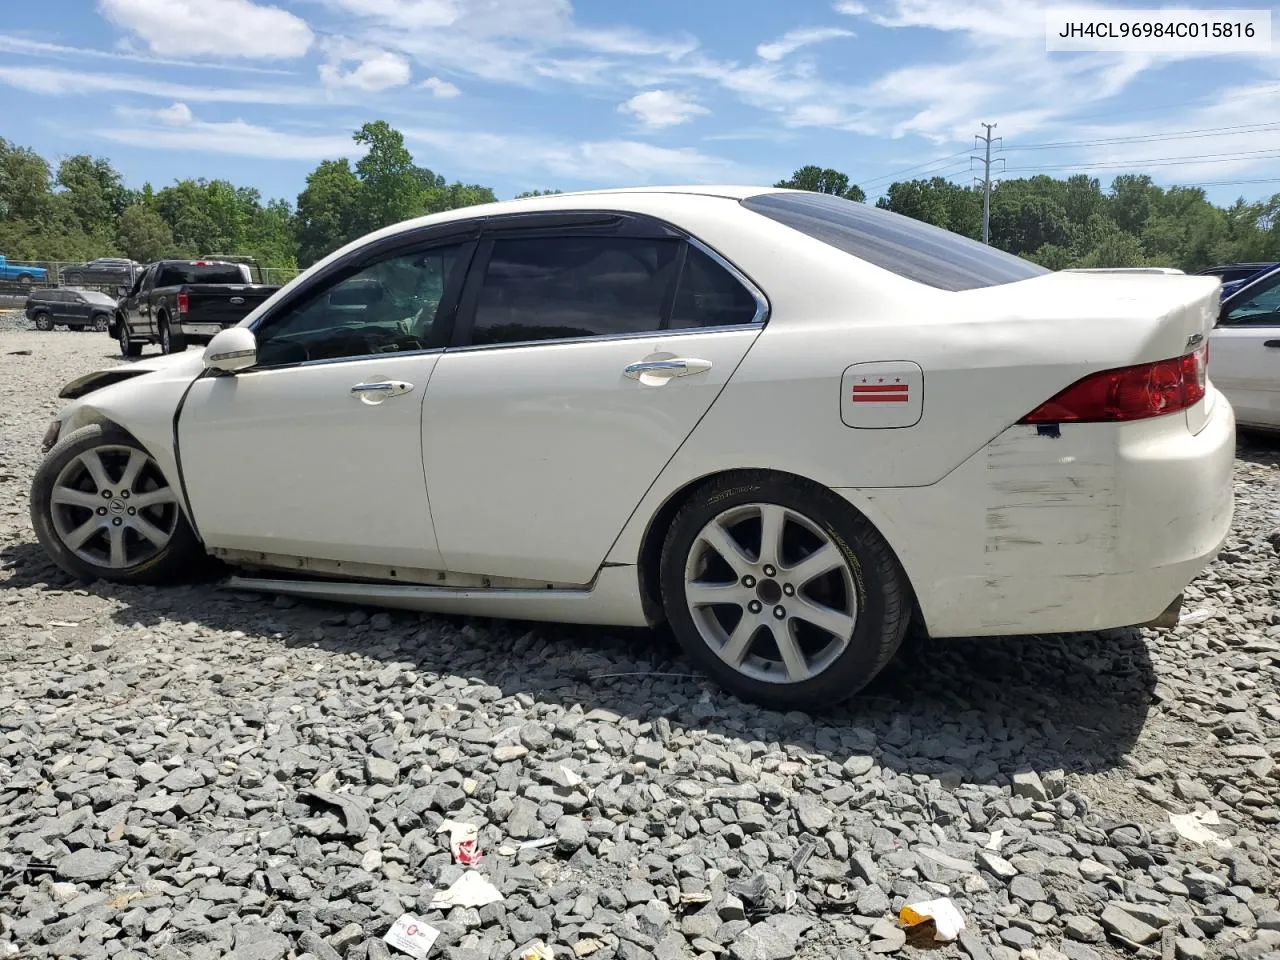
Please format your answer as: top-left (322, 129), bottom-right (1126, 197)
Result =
top-left (1, 0), bottom-right (1278, 207)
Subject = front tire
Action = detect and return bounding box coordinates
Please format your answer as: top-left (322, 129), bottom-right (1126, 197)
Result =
top-left (659, 472), bottom-right (911, 709)
top-left (118, 318), bottom-right (142, 358)
top-left (30, 424), bottom-right (203, 585)
top-left (33, 311), bottom-right (53, 332)
top-left (159, 316), bottom-right (187, 354)
top-left (93, 315), bottom-right (109, 333)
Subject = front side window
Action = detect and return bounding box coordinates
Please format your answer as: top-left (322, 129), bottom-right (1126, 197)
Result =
top-left (470, 237), bottom-right (680, 346)
top-left (254, 244), bottom-right (464, 367)
top-left (1225, 276), bottom-right (1280, 326)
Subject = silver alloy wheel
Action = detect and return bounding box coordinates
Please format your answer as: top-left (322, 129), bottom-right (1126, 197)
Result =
top-left (118, 323), bottom-right (130, 352)
top-left (94, 316), bottom-right (109, 333)
top-left (49, 445), bottom-right (180, 569)
top-left (683, 502), bottom-right (858, 684)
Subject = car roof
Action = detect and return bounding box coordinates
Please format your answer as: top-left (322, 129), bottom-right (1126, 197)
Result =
top-left (339, 185), bottom-right (789, 250)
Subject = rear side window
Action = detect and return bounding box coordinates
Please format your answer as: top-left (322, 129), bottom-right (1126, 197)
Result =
top-left (671, 245), bottom-right (760, 328)
top-left (741, 191), bottom-right (1048, 292)
top-left (470, 237), bottom-right (680, 346)
top-left (155, 263), bottom-right (247, 286)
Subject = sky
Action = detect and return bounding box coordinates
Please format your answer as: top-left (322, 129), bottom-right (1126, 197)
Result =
top-left (1, 0), bottom-right (1279, 207)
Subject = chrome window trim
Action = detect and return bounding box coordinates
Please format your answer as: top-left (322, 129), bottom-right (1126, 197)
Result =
top-left (446, 322), bottom-right (763, 355)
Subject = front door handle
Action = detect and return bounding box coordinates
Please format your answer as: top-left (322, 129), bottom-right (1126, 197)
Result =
top-left (351, 379), bottom-right (414, 402)
top-left (1264, 340), bottom-right (1280, 348)
top-left (623, 357), bottom-right (713, 380)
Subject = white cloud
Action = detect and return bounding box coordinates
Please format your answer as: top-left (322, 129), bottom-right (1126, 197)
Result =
top-left (422, 76), bottom-right (461, 98)
top-left (319, 40), bottom-right (412, 91)
top-left (834, 1), bottom-right (867, 14)
top-left (402, 126), bottom-right (756, 184)
top-left (757, 27), bottom-right (854, 62)
top-left (0, 64), bottom-right (334, 105)
top-left (324, 0), bottom-right (698, 87)
top-left (96, 106), bottom-right (359, 160)
top-left (618, 89), bottom-right (710, 129)
top-left (156, 101), bottom-right (194, 124)
top-left (98, 0), bottom-right (314, 60)
top-left (0, 32), bottom-right (296, 74)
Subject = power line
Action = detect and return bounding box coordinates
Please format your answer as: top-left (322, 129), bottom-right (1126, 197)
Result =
top-left (1001, 146), bottom-right (1280, 174)
top-left (1005, 121), bottom-right (1280, 152)
top-left (858, 149), bottom-right (972, 188)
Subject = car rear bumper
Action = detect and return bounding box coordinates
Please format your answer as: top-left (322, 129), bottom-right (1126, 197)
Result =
top-left (840, 388), bottom-right (1236, 637)
top-left (174, 321), bottom-right (226, 338)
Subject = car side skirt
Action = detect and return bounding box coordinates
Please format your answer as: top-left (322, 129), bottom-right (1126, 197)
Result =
top-left (220, 563), bottom-right (653, 627)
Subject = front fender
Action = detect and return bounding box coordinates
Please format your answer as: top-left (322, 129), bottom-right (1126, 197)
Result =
top-left (51, 352), bottom-right (207, 504)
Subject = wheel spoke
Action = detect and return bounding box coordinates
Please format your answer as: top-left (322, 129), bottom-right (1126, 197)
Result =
top-left (65, 518), bottom-right (100, 549)
top-left (51, 487), bottom-right (103, 509)
top-left (686, 581), bottom-right (745, 608)
top-left (129, 514), bottom-right (169, 546)
top-left (756, 505), bottom-right (786, 567)
top-left (78, 451), bottom-right (113, 492)
top-left (699, 521), bottom-right (754, 576)
top-left (784, 543), bottom-right (843, 590)
top-left (791, 598), bottom-right (856, 639)
top-left (130, 487), bottom-right (176, 509)
top-left (720, 614), bottom-right (759, 667)
top-left (107, 525), bottom-right (126, 567)
top-left (771, 621), bottom-right (811, 682)
top-left (117, 451), bottom-right (145, 493)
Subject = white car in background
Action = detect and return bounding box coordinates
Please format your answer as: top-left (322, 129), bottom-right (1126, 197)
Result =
top-left (1211, 264), bottom-right (1280, 432)
top-left (29, 187), bottom-right (1234, 708)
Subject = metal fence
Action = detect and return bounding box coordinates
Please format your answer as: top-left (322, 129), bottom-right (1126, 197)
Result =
top-left (0, 259), bottom-right (301, 296)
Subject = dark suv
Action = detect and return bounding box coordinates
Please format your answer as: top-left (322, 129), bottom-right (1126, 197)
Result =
top-left (25, 288), bottom-right (118, 332)
top-left (59, 258), bottom-right (142, 288)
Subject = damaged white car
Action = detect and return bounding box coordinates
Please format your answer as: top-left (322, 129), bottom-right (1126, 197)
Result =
top-left (30, 187), bottom-right (1235, 708)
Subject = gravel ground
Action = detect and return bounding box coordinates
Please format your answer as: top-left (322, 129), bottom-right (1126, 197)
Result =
top-left (1, 317), bottom-right (1279, 960)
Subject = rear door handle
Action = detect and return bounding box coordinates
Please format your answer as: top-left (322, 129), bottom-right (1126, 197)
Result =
top-left (623, 357), bottom-right (713, 380)
top-left (1265, 340), bottom-right (1280, 348)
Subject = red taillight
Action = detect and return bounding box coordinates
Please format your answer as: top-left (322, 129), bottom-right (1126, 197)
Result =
top-left (176, 292), bottom-right (189, 314)
top-left (1019, 346), bottom-right (1208, 424)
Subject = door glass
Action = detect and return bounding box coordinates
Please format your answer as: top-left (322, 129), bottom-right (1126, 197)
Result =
top-left (470, 237), bottom-right (680, 346)
top-left (1225, 279), bottom-right (1280, 325)
top-left (254, 244), bottom-right (464, 367)
top-left (669, 245), bottom-right (761, 329)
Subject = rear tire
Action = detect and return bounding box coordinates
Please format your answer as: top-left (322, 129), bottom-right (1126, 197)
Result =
top-left (33, 311), bottom-right (53, 332)
top-left (30, 423), bottom-right (204, 585)
top-left (118, 319), bottom-right (142, 358)
top-left (659, 472), bottom-right (911, 709)
top-left (159, 316), bottom-right (186, 354)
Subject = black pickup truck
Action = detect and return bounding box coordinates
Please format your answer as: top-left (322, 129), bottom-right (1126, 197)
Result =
top-left (111, 260), bottom-right (281, 358)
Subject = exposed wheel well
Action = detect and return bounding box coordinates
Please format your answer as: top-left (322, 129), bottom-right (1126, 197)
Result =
top-left (635, 467), bottom-right (922, 633)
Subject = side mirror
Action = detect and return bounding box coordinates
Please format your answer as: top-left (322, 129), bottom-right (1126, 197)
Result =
top-left (204, 326), bottom-right (257, 373)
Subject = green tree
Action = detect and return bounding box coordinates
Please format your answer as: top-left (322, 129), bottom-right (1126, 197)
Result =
top-left (515, 189), bottom-right (563, 198)
top-left (776, 165), bottom-right (866, 202)
top-left (295, 159), bottom-right (363, 266)
top-left (0, 138), bottom-right (53, 222)
top-left (56, 155), bottom-right (129, 236)
top-left (877, 177), bottom-right (980, 235)
top-left (116, 204), bottom-right (176, 262)
top-left (353, 120), bottom-right (424, 232)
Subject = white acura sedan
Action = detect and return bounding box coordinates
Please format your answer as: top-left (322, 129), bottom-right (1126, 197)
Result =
top-left (30, 187), bottom-right (1235, 708)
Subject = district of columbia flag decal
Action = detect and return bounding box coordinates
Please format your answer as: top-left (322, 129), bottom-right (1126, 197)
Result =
top-left (851, 376), bottom-right (910, 404)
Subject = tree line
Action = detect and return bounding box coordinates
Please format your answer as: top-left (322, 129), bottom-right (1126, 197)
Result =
top-left (2, 124), bottom-right (1276, 274)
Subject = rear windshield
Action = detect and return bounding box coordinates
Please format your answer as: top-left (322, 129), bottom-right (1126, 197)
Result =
top-left (741, 191), bottom-right (1049, 292)
top-left (156, 263), bottom-right (246, 286)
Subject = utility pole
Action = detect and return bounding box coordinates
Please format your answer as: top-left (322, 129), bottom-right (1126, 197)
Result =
top-left (971, 122), bottom-right (1003, 245)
